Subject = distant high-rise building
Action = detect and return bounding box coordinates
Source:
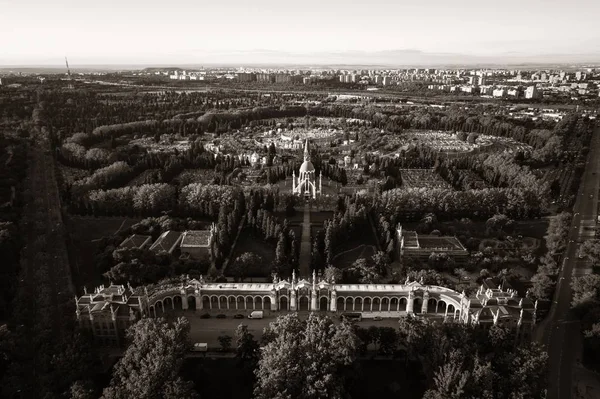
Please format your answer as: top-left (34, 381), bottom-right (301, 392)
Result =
top-left (237, 72), bottom-right (256, 82)
top-left (382, 76), bottom-right (392, 86)
top-left (274, 73), bottom-right (291, 83)
top-left (257, 73), bottom-right (275, 83)
top-left (525, 86), bottom-right (541, 99)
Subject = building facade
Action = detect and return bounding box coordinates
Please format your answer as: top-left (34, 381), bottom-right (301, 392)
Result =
top-left (76, 273), bottom-right (536, 346)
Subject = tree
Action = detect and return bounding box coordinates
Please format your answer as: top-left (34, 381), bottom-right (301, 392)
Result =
top-left (101, 317), bottom-right (197, 399)
top-left (218, 334), bottom-right (232, 352)
top-left (235, 324), bottom-right (260, 369)
top-left (423, 351), bottom-right (469, 399)
top-left (231, 252), bottom-right (263, 281)
top-left (572, 274), bottom-right (600, 307)
top-left (579, 239), bottom-right (600, 266)
top-left (323, 265), bottom-right (342, 284)
top-left (348, 258), bottom-right (380, 283)
top-left (529, 272), bottom-right (555, 301)
top-left (70, 380), bottom-right (97, 399)
top-left (255, 313), bottom-right (358, 399)
top-left (371, 251), bottom-right (390, 276)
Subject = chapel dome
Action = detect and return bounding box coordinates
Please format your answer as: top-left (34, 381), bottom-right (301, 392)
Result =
top-left (299, 160), bottom-right (315, 173)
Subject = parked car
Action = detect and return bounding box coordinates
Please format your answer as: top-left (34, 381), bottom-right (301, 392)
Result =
top-left (216, 314), bottom-right (227, 319)
top-left (372, 316), bottom-right (383, 321)
top-left (200, 313), bottom-right (211, 319)
top-left (233, 314), bottom-right (244, 319)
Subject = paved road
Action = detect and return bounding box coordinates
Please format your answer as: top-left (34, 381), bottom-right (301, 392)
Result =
top-left (163, 311), bottom-right (401, 349)
top-left (546, 126), bottom-right (600, 399)
top-left (298, 203), bottom-right (312, 278)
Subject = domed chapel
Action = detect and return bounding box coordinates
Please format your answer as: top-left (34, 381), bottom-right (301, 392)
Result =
top-left (292, 139), bottom-right (322, 199)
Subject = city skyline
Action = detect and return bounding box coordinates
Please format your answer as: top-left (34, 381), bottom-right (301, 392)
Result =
top-left (2, 0), bottom-right (600, 65)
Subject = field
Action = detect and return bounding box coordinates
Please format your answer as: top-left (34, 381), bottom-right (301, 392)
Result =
top-left (66, 216), bottom-right (141, 289)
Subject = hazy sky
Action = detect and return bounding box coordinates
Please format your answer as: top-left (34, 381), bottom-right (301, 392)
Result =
top-left (2, 0), bottom-right (600, 64)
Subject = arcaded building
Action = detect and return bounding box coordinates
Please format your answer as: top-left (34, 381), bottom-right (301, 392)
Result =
top-left (76, 272), bottom-right (536, 346)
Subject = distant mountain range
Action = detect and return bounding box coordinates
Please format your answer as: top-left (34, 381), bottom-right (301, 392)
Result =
top-left (2, 49), bottom-right (600, 71)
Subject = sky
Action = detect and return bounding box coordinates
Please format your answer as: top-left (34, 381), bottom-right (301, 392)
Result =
top-left (1, 0), bottom-right (600, 65)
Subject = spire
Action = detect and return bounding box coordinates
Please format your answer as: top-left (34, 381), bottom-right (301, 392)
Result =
top-left (303, 139), bottom-right (310, 162)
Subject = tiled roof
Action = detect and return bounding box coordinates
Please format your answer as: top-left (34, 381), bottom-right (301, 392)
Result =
top-left (119, 234), bottom-right (152, 249)
top-left (150, 231), bottom-right (182, 253)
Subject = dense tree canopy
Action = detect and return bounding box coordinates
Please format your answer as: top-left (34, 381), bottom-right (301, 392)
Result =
top-left (101, 317), bottom-right (198, 399)
top-left (255, 313), bottom-right (358, 399)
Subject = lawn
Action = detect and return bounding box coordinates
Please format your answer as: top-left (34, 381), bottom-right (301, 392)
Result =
top-left (66, 215), bottom-right (141, 290)
top-left (331, 222), bottom-right (380, 269)
top-left (228, 229), bottom-right (276, 277)
top-left (332, 244), bottom-right (377, 269)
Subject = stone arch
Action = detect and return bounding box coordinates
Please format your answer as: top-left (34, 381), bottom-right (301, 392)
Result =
top-left (264, 296), bottom-right (272, 310)
top-left (345, 297), bottom-right (353, 312)
top-left (164, 297), bottom-right (173, 310)
top-left (173, 296), bottom-right (183, 310)
top-left (299, 296), bottom-right (309, 311)
top-left (355, 297), bottom-right (363, 312)
top-left (149, 306), bottom-right (155, 317)
top-left (373, 297), bottom-right (381, 311)
top-left (280, 296), bottom-right (289, 310)
top-left (228, 296), bottom-right (236, 309)
top-left (210, 295), bottom-right (219, 309)
top-left (236, 296), bottom-right (245, 310)
top-left (219, 296), bottom-right (227, 309)
top-left (399, 297), bottom-right (407, 311)
top-left (156, 300), bottom-right (164, 314)
top-left (413, 297), bottom-right (422, 314)
top-left (381, 297), bottom-right (389, 311)
top-left (437, 300), bottom-right (447, 314)
top-left (390, 297), bottom-right (399, 311)
top-left (254, 296), bottom-right (263, 310)
top-left (319, 297), bottom-right (328, 311)
top-left (202, 296), bottom-right (211, 309)
top-left (427, 298), bottom-right (437, 313)
top-left (187, 296), bottom-right (196, 311)
top-left (447, 304), bottom-right (456, 316)
top-left (246, 296), bottom-right (254, 309)
top-left (337, 297), bottom-right (345, 311)
top-left (364, 297), bottom-right (372, 311)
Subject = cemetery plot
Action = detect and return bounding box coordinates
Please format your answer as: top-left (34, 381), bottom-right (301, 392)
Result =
top-left (401, 169), bottom-right (453, 189)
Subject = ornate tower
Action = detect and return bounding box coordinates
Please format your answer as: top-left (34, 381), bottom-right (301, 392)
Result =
top-left (292, 139), bottom-right (321, 199)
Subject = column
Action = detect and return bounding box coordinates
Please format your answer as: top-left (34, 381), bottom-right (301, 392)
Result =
top-left (290, 290), bottom-right (297, 311)
top-left (181, 289), bottom-right (189, 311)
top-left (270, 292), bottom-right (278, 311)
top-left (421, 292), bottom-right (429, 314)
top-left (310, 289), bottom-right (317, 311)
top-left (407, 291), bottom-right (414, 314)
top-left (330, 291), bottom-right (337, 312)
top-left (195, 288), bottom-right (203, 311)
